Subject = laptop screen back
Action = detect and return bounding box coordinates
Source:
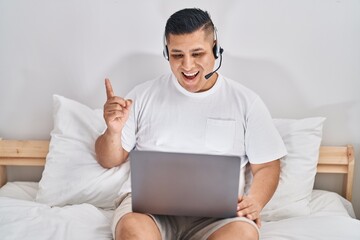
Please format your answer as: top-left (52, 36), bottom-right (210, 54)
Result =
top-left (130, 151), bottom-right (241, 218)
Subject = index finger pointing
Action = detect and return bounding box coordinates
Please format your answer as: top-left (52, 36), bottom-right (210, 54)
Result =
top-left (105, 78), bottom-right (115, 99)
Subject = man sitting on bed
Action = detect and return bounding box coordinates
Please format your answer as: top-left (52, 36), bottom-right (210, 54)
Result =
top-left (95, 8), bottom-right (286, 240)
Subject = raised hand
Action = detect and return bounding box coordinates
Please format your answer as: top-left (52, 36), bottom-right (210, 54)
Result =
top-left (103, 78), bottom-right (132, 134)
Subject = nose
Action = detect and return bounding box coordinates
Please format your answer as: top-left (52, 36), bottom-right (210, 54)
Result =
top-left (182, 55), bottom-right (195, 71)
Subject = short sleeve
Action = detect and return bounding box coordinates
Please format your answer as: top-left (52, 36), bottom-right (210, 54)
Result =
top-left (245, 97), bottom-right (287, 164)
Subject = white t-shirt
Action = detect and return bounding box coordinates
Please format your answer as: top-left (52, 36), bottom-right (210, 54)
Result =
top-left (119, 73), bottom-right (287, 195)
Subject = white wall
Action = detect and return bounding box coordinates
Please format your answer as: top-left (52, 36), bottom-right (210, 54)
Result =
top-left (1, 0), bottom-right (359, 218)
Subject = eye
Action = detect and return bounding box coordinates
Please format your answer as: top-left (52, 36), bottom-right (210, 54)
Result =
top-left (192, 52), bottom-right (204, 58)
top-left (171, 54), bottom-right (183, 59)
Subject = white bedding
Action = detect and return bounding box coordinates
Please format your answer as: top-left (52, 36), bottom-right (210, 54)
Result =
top-left (0, 182), bottom-right (360, 240)
top-left (0, 182), bottom-right (113, 240)
top-left (261, 190), bottom-right (360, 240)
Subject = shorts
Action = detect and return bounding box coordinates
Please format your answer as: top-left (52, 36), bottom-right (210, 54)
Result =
top-left (111, 193), bottom-right (259, 240)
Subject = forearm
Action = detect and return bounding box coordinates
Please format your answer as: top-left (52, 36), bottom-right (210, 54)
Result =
top-left (248, 160), bottom-right (280, 209)
top-left (95, 129), bottom-right (128, 168)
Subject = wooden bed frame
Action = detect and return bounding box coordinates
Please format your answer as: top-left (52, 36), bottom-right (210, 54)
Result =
top-left (0, 140), bottom-right (355, 201)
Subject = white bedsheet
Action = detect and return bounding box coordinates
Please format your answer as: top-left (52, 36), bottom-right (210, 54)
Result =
top-left (0, 182), bottom-right (359, 240)
top-left (261, 190), bottom-right (360, 240)
top-left (0, 182), bottom-right (113, 240)
top-left (0, 197), bottom-right (112, 240)
top-left (0, 181), bottom-right (38, 201)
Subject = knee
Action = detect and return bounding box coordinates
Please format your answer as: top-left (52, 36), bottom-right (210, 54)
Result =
top-left (115, 213), bottom-right (160, 240)
top-left (208, 221), bottom-right (259, 240)
top-left (232, 222), bottom-right (259, 240)
top-left (234, 223), bottom-right (259, 240)
top-left (241, 224), bottom-right (259, 240)
top-left (116, 213), bottom-right (141, 239)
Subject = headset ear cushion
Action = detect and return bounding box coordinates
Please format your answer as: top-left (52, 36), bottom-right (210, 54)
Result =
top-left (213, 44), bottom-right (219, 59)
top-left (163, 45), bottom-right (169, 61)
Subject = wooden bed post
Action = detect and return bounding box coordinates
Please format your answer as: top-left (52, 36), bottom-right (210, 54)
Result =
top-left (344, 145), bottom-right (355, 201)
top-left (0, 165), bottom-right (7, 188)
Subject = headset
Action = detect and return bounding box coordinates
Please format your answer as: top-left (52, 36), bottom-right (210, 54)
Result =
top-left (162, 27), bottom-right (224, 62)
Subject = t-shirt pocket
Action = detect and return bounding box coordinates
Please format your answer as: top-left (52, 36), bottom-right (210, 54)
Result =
top-left (205, 118), bottom-right (236, 152)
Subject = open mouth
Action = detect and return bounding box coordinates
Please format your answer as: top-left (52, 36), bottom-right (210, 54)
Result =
top-left (182, 71), bottom-right (199, 80)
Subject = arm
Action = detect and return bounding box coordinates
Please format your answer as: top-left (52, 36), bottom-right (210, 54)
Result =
top-left (95, 130), bottom-right (129, 168)
top-left (95, 79), bottom-right (132, 169)
top-left (237, 159), bottom-right (280, 227)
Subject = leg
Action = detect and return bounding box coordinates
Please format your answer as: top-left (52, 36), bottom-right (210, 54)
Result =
top-left (207, 221), bottom-right (259, 240)
top-left (115, 212), bottom-right (162, 240)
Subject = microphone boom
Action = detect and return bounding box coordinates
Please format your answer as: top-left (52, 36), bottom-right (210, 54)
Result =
top-left (205, 49), bottom-right (223, 80)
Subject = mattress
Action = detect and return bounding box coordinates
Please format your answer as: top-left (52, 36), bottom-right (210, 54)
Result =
top-left (0, 182), bottom-right (359, 240)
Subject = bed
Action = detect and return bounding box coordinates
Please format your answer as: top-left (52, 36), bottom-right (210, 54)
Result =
top-left (0, 95), bottom-right (360, 240)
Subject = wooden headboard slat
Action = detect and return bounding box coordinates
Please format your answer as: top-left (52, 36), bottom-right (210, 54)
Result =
top-left (317, 165), bottom-right (348, 174)
top-left (318, 146), bottom-right (349, 165)
top-left (0, 140), bottom-right (356, 201)
top-left (0, 158), bottom-right (46, 166)
top-left (0, 140), bottom-right (49, 158)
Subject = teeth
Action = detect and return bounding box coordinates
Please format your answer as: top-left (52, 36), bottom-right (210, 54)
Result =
top-left (183, 72), bottom-right (198, 77)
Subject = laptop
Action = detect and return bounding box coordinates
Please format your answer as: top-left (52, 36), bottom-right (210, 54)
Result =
top-left (129, 150), bottom-right (241, 218)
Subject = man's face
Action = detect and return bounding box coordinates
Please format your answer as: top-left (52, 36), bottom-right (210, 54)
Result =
top-left (167, 29), bottom-right (216, 93)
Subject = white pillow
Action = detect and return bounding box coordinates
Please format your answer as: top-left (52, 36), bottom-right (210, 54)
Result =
top-left (36, 95), bottom-right (130, 208)
top-left (260, 117), bottom-right (326, 221)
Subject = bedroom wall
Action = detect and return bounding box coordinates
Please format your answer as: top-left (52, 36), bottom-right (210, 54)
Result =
top-left (0, 0), bottom-right (359, 218)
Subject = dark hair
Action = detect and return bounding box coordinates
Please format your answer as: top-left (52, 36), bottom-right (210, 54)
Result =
top-left (165, 8), bottom-right (214, 41)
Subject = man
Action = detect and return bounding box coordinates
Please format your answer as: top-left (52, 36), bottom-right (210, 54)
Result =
top-left (95, 8), bottom-right (286, 240)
